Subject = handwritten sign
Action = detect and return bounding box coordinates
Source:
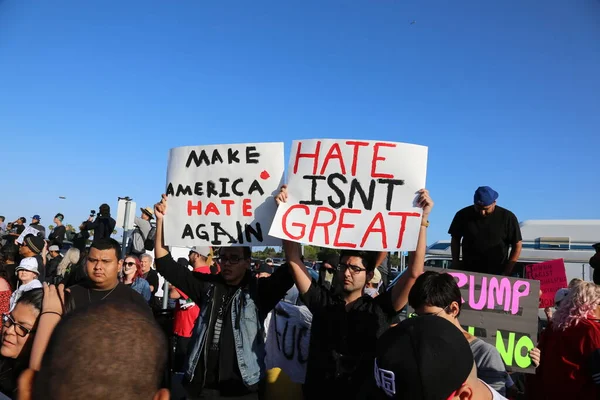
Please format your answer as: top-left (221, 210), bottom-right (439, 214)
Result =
top-left (164, 143), bottom-right (284, 247)
top-left (525, 259), bottom-right (567, 308)
top-left (264, 302), bottom-right (312, 384)
top-left (269, 139), bottom-right (428, 251)
top-left (407, 268), bottom-right (540, 373)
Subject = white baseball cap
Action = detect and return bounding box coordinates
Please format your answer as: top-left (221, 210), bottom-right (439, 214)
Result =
top-left (15, 257), bottom-right (39, 275)
top-left (48, 245), bottom-right (60, 252)
top-left (190, 246), bottom-right (211, 258)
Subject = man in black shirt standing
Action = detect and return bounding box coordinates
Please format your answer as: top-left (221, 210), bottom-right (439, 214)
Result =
top-left (68, 238), bottom-right (150, 313)
top-left (48, 213), bottom-right (66, 248)
top-left (276, 186), bottom-right (434, 399)
top-left (153, 195), bottom-right (294, 400)
top-left (449, 186), bottom-right (522, 276)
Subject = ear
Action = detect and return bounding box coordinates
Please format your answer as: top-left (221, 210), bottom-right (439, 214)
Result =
top-left (17, 368), bottom-right (35, 400)
top-left (449, 301), bottom-right (461, 318)
top-left (456, 384), bottom-right (474, 400)
top-left (153, 388), bottom-right (170, 400)
top-left (117, 259), bottom-right (124, 273)
top-left (366, 270), bottom-right (375, 282)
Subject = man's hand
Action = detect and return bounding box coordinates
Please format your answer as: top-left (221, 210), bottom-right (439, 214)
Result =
top-left (417, 188), bottom-right (434, 219)
top-left (529, 347), bottom-right (541, 367)
top-left (42, 283), bottom-right (67, 315)
top-left (154, 194), bottom-right (168, 220)
top-left (275, 185), bottom-right (288, 206)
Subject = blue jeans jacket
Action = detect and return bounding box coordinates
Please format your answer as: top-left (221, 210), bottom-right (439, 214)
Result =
top-left (131, 278), bottom-right (151, 302)
top-left (185, 283), bottom-right (266, 386)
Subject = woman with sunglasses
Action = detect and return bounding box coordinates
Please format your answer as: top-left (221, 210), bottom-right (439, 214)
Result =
top-left (120, 256), bottom-right (151, 302)
top-left (0, 286), bottom-right (72, 398)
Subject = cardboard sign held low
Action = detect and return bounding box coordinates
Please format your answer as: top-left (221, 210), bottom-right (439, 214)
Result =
top-left (407, 267), bottom-right (540, 374)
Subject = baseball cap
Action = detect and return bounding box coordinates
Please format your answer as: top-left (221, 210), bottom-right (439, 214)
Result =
top-left (19, 217), bottom-right (26, 223)
top-left (24, 234), bottom-right (45, 255)
top-left (554, 288), bottom-right (570, 306)
top-left (255, 263), bottom-right (273, 275)
top-left (189, 246), bottom-right (211, 258)
top-left (373, 315), bottom-right (474, 399)
top-left (32, 214), bottom-right (41, 221)
top-left (48, 245), bottom-right (60, 252)
top-left (15, 257), bottom-right (40, 275)
top-left (473, 186), bottom-right (499, 207)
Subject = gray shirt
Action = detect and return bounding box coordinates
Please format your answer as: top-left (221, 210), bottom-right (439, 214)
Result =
top-left (470, 338), bottom-right (507, 396)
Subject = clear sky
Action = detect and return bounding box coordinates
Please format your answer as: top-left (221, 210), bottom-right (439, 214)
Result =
top-left (1, 0), bottom-right (599, 245)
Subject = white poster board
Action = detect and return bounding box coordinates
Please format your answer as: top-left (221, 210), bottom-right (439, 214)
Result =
top-left (16, 226), bottom-right (43, 244)
top-left (269, 139), bottom-right (428, 251)
top-left (164, 143), bottom-right (285, 247)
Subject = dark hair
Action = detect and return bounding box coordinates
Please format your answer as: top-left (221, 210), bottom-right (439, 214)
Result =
top-left (218, 247), bottom-right (251, 260)
top-left (18, 287), bottom-right (75, 315)
top-left (33, 302), bottom-right (167, 400)
top-left (408, 271), bottom-right (462, 317)
top-left (55, 213), bottom-right (64, 221)
top-left (90, 238), bottom-right (122, 261)
top-left (339, 250), bottom-right (379, 272)
top-left (0, 216), bottom-right (4, 222)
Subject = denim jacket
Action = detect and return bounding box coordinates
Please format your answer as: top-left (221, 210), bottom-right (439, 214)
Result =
top-left (130, 278), bottom-right (151, 302)
top-left (185, 281), bottom-right (266, 385)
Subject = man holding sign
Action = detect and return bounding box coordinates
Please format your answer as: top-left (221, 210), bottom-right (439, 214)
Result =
top-left (275, 184), bottom-right (433, 399)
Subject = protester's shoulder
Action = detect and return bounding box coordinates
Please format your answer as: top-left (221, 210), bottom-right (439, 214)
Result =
top-left (456, 205), bottom-right (475, 217)
top-left (470, 338), bottom-right (504, 366)
top-left (495, 206), bottom-right (518, 220)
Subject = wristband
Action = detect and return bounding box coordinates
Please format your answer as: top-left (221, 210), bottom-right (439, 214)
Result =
top-left (40, 311), bottom-right (62, 317)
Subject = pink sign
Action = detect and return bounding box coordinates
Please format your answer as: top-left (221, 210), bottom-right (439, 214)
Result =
top-left (525, 259), bottom-right (567, 308)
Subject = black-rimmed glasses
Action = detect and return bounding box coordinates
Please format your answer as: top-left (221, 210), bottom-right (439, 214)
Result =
top-left (2, 313), bottom-right (35, 337)
top-left (336, 263), bottom-right (367, 275)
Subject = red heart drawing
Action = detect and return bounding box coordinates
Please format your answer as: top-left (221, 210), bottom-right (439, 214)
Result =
top-left (260, 170), bottom-right (270, 180)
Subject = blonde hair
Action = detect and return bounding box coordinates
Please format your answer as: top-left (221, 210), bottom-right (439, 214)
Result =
top-left (552, 281), bottom-right (600, 331)
top-left (57, 248), bottom-right (81, 277)
top-left (568, 278), bottom-right (583, 289)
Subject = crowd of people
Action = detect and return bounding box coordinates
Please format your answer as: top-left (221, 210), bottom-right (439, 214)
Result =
top-left (0, 185), bottom-right (598, 399)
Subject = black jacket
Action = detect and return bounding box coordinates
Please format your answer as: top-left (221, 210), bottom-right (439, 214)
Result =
top-left (82, 216), bottom-right (116, 243)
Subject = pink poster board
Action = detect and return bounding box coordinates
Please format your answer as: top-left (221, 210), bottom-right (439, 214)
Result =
top-left (525, 259), bottom-right (567, 308)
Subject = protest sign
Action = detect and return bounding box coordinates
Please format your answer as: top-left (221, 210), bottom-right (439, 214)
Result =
top-left (16, 226), bottom-right (44, 244)
top-left (269, 139), bottom-right (428, 251)
top-left (264, 302), bottom-right (312, 384)
top-left (525, 259), bottom-right (567, 308)
top-left (164, 143), bottom-right (285, 247)
top-left (406, 267), bottom-right (540, 373)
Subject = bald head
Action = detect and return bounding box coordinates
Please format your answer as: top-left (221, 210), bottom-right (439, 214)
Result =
top-left (31, 302), bottom-right (168, 400)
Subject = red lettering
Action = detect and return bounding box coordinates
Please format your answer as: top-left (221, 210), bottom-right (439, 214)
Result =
top-left (319, 143), bottom-right (347, 175)
top-left (204, 202), bottom-right (220, 216)
top-left (188, 200), bottom-right (202, 216)
top-left (282, 204), bottom-right (310, 240)
top-left (345, 141), bottom-right (369, 176)
top-left (221, 199), bottom-right (235, 216)
top-left (242, 199), bottom-right (252, 217)
top-left (334, 208), bottom-right (361, 248)
top-left (308, 207), bottom-right (337, 245)
top-left (389, 212), bottom-right (421, 248)
top-left (371, 142), bottom-right (396, 178)
top-left (293, 141), bottom-right (321, 175)
top-left (360, 212), bottom-right (387, 248)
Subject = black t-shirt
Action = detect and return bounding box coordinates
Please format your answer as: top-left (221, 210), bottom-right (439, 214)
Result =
top-left (448, 205), bottom-right (522, 274)
top-left (68, 281), bottom-right (152, 316)
top-left (144, 269), bottom-right (159, 295)
top-left (49, 225), bottom-right (66, 247)
top-left (301, 282), bottom-right (398, 399)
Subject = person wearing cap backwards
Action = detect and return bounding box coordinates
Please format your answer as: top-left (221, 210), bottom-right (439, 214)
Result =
top-left (276, 185), bottom-right (434, 400)
top-left (449, 186), bottom-right (522, 276)
top-left (127, 206), bottom-right (154, 257)
top-left (153, 195), bottom-right (295, 399)
top-left (366, 315), bottom-right (507, 400)
top-left (18, 234), bottom-right (46, 283)
top-left (29, 215), bottom-right (46, 239)
top-left (48, 213), bottom-right (66, 248)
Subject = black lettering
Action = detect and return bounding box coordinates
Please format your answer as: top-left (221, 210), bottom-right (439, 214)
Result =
top-left (211, 149), bottom-right (224, 164)
top-left (232, 179), bottom-right (244, 196)
top-left (228, 148), bottom-right (240, 164)
top-left (211, 222), bottom-right (237, 245)
top-left (176, 184), bottom-right (192, 197)
top-left (248, 180), bottom-right (264, 196)
top-left (186, 149), bottom-right (210, 168)
top-left (246, 146), bottom-right (260, 164)
top-left (166, 183), bottom-right (174, 196)
top-left (244, 222), bottom-right (263, 243)
top-left (349, 179), bottom-right (376, 210)
top-left (326, 173), bottom-right (347, 209)
top-left (207, 181), bottom-right (218, 198)
top-left (219, 178), bottom-right (231, 198)
top-left (299, 175), bottom-right (325, 206)
top-left (378, 178), bottom-right (405, 211)
top-left (195, 224), bottom-right (210, 241)
top-left (181, 224), bottom-right (194, 239)
top-left (194, 182), bottom-right (204, 196)
top-left (236, 221), bottom-right (244, 244)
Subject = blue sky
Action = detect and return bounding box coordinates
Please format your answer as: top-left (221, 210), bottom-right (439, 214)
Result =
top-left (1, 0), bottom-right (599, 245)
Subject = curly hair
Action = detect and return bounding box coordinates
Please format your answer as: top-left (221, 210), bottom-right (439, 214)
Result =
top-left (552, 281), bottom-right (600, 331)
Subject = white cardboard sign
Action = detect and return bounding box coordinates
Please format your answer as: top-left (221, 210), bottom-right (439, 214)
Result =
top-left (164, 143), bottom-right (285, 247)
top-left (16, 226), bottom-right (43, 244)
top-left (269, 139), bottom-right (428, 251)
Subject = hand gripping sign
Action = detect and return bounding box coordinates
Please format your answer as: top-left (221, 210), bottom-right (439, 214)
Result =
top-left (269, 139), bottom-right (428, 251)
top-left (164, 143), bottom-right (285, 247)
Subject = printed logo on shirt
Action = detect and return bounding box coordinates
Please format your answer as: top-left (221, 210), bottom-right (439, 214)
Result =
top-left (374, 359), bottom-right (396, 397)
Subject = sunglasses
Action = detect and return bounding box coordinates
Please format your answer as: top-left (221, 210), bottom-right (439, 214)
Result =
top-left (123, 262), bottom-right (136, 267)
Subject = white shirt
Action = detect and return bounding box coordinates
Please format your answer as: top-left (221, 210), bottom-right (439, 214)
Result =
top-left (481, 379), bottom-right (508, 400)
top-left (10, 279), bottom-right (43, 311)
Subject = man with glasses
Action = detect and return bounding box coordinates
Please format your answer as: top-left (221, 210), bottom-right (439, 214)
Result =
top-left (153, 195), bottom-right (294, 400)
top-left (449, 186), bottom-right (522, 276)
top-left (275, 186), bottom-right (433, 399)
